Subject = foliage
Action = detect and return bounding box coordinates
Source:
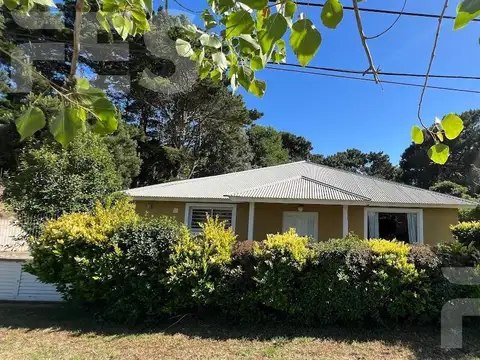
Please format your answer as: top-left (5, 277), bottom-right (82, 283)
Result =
top-left (400, 110), bottom-right (480, 192)
top-left (26, 215), bottom-right (480, 325)
top-left (311, 148), bottom-right (399, 180)
top-left (253, 229), bottom-right (312, 313)
top-left (430, 180), bottom-right (472, 198)
top-left (166, 216), bottom-right (237, 312)
top-left (103, 122), bottom-right (142, 188)
top-left (3, 131), bottom-right (122, 235)
top-left (451, 221), bottom-right (480, 248)
top-left (280, 132), bottom-right (313, 161)
top-left (247, 125), bottom-right (289, 168)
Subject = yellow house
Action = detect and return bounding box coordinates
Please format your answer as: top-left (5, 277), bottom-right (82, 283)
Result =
top-left (126, 161), bottom-right (477, 245)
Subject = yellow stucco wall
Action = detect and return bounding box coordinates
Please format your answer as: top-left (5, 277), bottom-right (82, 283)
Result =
top-left (253, 203), bottom-right (343, 242)
top-left (423, 208), bottom-right (458, 245)
top-left (135, 201), bottom-right (186, 222)
top-left (134, 200), bottom-right (459, 245)
top-left (348, 206), bottom-right (364, 237)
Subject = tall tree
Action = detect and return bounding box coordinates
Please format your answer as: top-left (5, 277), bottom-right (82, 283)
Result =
top-left (311, 149), bottom-right (398, 180)
top-left (247, 125), bottom-right (289, 168)
top-left (281, 132), bottom-right (313, 161)
top-left (134, 79), bottom-right (259, 186)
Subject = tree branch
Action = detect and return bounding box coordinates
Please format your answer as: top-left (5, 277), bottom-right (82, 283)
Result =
top-left (352, 0), bottom-right (380, 84)
top-left (70, 0), bottom-right (85, 81)
top-left (417, 0), bottom-right (449, 132)
top-left (365, 0), bottom-right (408, 40)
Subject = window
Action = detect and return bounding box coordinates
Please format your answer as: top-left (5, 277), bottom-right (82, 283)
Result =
top-left (365, 208), bottom-right (423, 244)
top-left (185, 204), bottom-right (236, 232)
top-left (282, 212), bottom-right (318, 241)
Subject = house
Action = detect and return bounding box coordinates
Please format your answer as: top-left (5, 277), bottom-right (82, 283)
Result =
top-left (126, 161), bottom-right (477, 245)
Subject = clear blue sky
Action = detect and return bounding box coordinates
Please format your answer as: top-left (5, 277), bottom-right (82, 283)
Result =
top-left (167, 0), bottom-right (480, 163)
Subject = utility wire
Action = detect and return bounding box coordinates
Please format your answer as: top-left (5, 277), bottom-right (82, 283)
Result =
top-left (275, 62), bottom-right (480, 80)
top-left (266, 66), bottom-right (480, 94)
top-left (268, 0), bottom-right (480, 23)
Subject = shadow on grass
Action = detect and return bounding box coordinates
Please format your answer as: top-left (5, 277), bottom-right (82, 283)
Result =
top-left (0, 302), bottom-right (479, 359)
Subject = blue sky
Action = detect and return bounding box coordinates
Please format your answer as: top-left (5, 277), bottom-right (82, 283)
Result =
top-left (167, 0), bottom-right (479, 163)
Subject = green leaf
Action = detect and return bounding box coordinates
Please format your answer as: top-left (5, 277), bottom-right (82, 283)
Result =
top-left (284, 0), bottom-right (297, 18)
top-left (454, 0), bottom-right (480, 30)
top-left (96, 11), bottom-right (110, 33)
top-left (92, 98), bottom-right (118, 135)
top-left (251, 55), bottom-right (265, 70)
top-left (112, 14), bottom-right (129, 40)
top-left (249, 79), bottom-right (266, 98)
top-left (321, 0), bottom-right (344, 29)
top-left (144, 0), bottom-right (153, 13)
top-left (176, 39), bottom-right (194, 57)
top-left (201, 9), bottom-right (217, 30)
top-left (50, 106), bottom-right (86, 147)
top-left (238, 0), bottom-right (267, 10)
top-left (4, 0), bottom-right (18, 10)
top-left (290, 18), bottom-right (322, 66)
top-left (411, 126), bottom-right (424, 145)
top-left (225, 10), bottom-right (255, 39)
top-left (199, 33), bottom-right (222, 49)
top-left (441, 113), bottom-right (464, 140)
top-left (210, 68), bottom-right (223, 81)
top-left (258, 13), bottom-right (288, 55)
top-left (16, 106), bottom-right (46, 141)
top-left (428, 144), bottom-right (450, 165)
top-left (238, 65), bottom-right (254, 90)
top-left (199, 61), bottom-right (212, 80)
top-left (76, 77), bottom-right (90, 91)
top-left (191, 48), bottom-right (205, 64)
top-left (212, 52), bottom-right (229, 71)
top-left (103, 0), bottom-right (118, 12)
top-left (238, 34), bottom-right (260, 54)
top-left (33, 0), bottom-right (56, 7)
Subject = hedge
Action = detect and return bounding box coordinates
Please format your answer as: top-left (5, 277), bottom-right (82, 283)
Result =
top-left (26, 209), bottom-right (480, 325)
top-left (451, 221), bottom-right (480, 248)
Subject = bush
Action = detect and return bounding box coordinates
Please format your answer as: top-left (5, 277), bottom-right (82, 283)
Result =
top-left (25, 198), bottom-right (139, 302)
top-left (164, 216), bottom-right (237, 313)
top-left (451, 221), bottom-right (480, 248)
top-left (4, 131), bottom-right (122, 236)
top-left (27, 216), bottom-right (480, 326)
top-left (253, 229), bottom-right (312, 314)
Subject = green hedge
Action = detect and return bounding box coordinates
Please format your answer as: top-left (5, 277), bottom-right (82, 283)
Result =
top-left (26, 210), bottom-right (480, 325)
top-left (451, 221), bottom-right (480, 248)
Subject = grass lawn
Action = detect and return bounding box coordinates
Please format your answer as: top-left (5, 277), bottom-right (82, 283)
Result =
top-left (0, 304), bottom-right (479, 359)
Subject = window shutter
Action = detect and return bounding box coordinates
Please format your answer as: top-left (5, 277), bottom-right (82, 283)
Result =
top-left (189, 206), bottom-right (234, 231)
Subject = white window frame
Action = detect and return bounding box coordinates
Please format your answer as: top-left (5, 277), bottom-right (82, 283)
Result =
top-left (363, 207), bottom-right (424, 244)
top-left (184, 203), bottom-right (237, 233)
top-left (282, 211), bottom-right (319, 242)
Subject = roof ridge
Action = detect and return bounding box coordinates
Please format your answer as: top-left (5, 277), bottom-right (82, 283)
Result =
top-left (299, 176), bottom-right (371, 201)
top-left (128, 161), bottom-right (306, 191)
top-left (303, 161), bottom-right (477, 206)
top-left (226, 175), bottom-right (303, 197)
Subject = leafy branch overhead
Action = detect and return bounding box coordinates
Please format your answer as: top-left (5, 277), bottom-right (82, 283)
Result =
top-left (3, 0), bottom-right (480, 165)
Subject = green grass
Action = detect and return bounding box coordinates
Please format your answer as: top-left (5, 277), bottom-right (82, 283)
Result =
top-left (0, 303), bottom-right (479, 359)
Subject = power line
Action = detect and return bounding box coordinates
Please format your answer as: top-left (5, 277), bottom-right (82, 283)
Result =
top-left (275, 62), bottom-right (480, 81)
top-left (266, 66), bottom-right (480, 94)
top-left (269, 0), bottom-right (480, 22)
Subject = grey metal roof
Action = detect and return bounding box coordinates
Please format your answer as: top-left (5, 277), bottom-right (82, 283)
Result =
top-left (229, 176), bottom-right (370, 202)
top-left (126, 161), bottom-right (477, 207)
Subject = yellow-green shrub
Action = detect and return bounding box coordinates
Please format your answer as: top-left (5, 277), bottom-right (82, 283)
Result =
top-left (254, 228), bottom-right (312, 265)
top-left (450, 221), bottom-right (480, 248)
top-left (38, 197), bottom-right (138, 245)
top-left (166, 216), bottom-right (237, 312)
